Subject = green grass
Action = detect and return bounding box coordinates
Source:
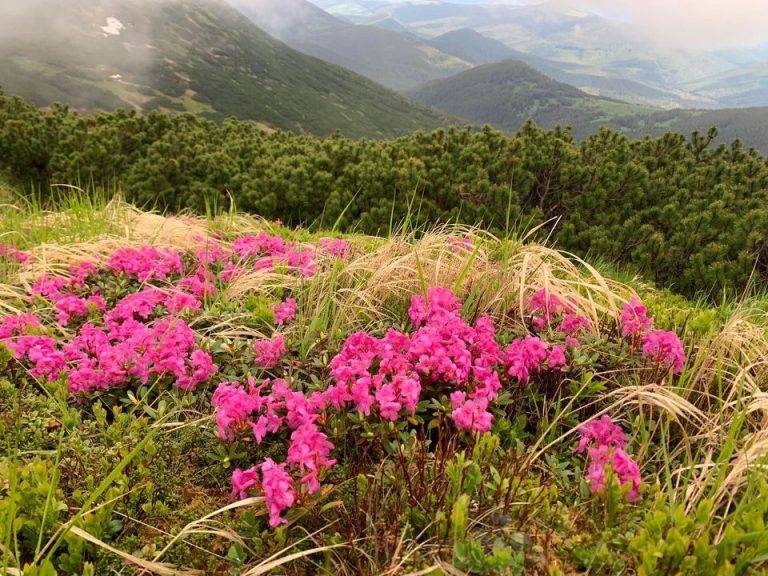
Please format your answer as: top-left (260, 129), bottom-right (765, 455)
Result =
top-left (2, 199), bottom-right (768, 575)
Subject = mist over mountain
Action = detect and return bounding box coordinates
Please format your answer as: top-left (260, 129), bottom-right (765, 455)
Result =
top-left (309, 0), bottom-right (768, 110)
top-left (0, 0), bottom-right (451, 138)
top-left (228, 0), bottom-right (472, 91)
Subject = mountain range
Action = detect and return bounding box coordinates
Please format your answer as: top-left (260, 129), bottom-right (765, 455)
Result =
top-left (228, 0), bottom-right (472, 91)
top-left (2, 0), bottom-right (768, 152)
top-left (408, 59), bottom-right (768, 151)
top-left (315, 0), bottom-right (768, 111)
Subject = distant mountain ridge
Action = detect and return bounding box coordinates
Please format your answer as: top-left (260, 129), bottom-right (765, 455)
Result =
top-left (409, 59), bottom-right (768, 153)
top-left (0, 0), bottom-right (449, 138)
top-left (228, 0), bottom-right (473, 91)
top-left (408, 59), bottom-right (656, 139)
top-left (315, 0), bottom-right (768, 110)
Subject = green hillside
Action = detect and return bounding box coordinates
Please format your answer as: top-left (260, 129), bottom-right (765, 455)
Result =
top-left (408, 59), bottom-right (655, 139)
top-left (682, 61), bottom-right (768, 108)
top-left (0, 0), bottom-right (448, 138)
top-left (427, 27), bottom-right (521, 65)
top-left (409, 59), bottom-right (768, 152)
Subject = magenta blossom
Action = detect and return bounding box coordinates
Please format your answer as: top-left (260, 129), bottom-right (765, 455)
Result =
top-left (319, 238), bottom-right (351, 259)
top-left (619, 297), bottom-right (653, 339)
top-left (272, 298), bottom-right (297, 325)
top-left (576, 416), bottom-right (641, 502)
top-left (641, 330), bottom-right (686, 374)
top-left (254, 334), bottom-right (287, 369)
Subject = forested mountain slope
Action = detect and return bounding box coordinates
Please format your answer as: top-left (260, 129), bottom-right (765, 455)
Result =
top-left (0, 0), bottom-right (448, 137)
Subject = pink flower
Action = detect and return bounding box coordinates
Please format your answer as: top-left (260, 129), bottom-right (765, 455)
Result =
top-left (503, 336), bottom-right (549, 382)
top-left (450, 391), bottom-right (493, 432)
top-left (260, 458), bottom-right (296, 527)
top-left (232, 232), bottom-right (286, 259)
top-left (449, 236), bottom-right (473, 253)
top-left (408, 287), bottom-right (461, 327)
top-left (641, 330), bottom-right (686, 374)
top-left (319, 238), bottom-right (351, 259)
top-left (165, 291), bottom-right (201, 314)
top-left (254, 334), bottom-right (287, 369)
top-left (585, 445), bottom-right (642, 502)
top-left (576, 415), bottom-right (627, 453)
top-left (529, 289), bottom-right (572, 330)
top-left (219, 261), bottom-right (244, 282)
top-left (65, 318), bottom-right (216, 395)
top-left (565, 336), bottom-right (581, 348)
top-left (0, 313), bottom-right (42, 339)
top-left (54, 294), bottom-right (106, 326)
top-left (619, 297), bottom-right (652, 338)
top-left (231, 467), bottom-right (259, 500)
top-left (577, 416), bottom-right (641, 502)
top-left (212, 380), bottom-right (264, 440)
top-left (69, 262), bottom-right (98, 287)
top-left (287, 423), bottom-right (336, 493)
top-left (0, 243), bottom-right (30, 264)
top-left (104, 289), bottom-right (167, 329)
top-left (6, 335), bottom-right (66, 381)
top-left (195, 241), bottom-right (230, 266)
top-left (272, 298), bottom-right (297, 325)
top-left (558, 313), bottom-right (590, 336)
top-left (32, 275), bottom-right (68, 301)
top-left (178, 268), bottom-right (217, 299)
top-left (548, 345), bottom-right (566, 369)
top-left (284, 247), bottom-right (317, 276)
top-left (108, 246), bottom-right (183, 282)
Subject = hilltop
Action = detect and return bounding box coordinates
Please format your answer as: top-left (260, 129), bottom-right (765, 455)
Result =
top-left (408, 59), bottom-right (656, 139)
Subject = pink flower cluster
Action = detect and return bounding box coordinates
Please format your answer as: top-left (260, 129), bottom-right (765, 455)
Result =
top-left (576, 415), bottom-right (641, 502)
top-left (641, 330), bottom-right (686, 374)
top-left (619, 297), bottom-right (686, 374)
top-left (54, 294), bottom-right (106, 326)
top-left (449, 235), bottom-right (473, 253)
top-left (272, 298), bottom-right (297, 325)
top-left (215, 287), bottom-right (573, 526)
top-left (253, 334), bottom-right (287, 368)
top-left (504, 336), bottom-right (565, 383)
top-left (319, 238), bottom-right (351, 259)
top-left (327, 287), bottom-right (513, 432)
top-left (65, 318), bottom-right (216, 395)
top-left (0, 313), bottom-right (65, 380)
top-left (528, 289), bottom-right (591, 348)
top-left (0, 313), bottom-right (42, 339)
top-left (213, 376), bottom-right (333, 526)
top-left (619, 297), bottom-right (653, 338)
top-left (5, 335), bottom-right (66, 381)
top-left (232, 232), bottom-right (318, 277)
top-left (0, 243), bottom-right (30, 264)
top-left (108, 246), bottom-right (184, 282)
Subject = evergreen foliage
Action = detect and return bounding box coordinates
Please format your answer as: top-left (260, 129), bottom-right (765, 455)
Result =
top-left (2, 89), bottom-right (767, 297)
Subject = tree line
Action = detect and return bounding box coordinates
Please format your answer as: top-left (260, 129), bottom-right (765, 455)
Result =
top-left (2, 89), bottom-right (767, 298)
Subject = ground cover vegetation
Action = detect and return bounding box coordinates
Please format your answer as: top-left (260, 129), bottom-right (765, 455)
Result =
top-left (2, 90), bottom-right (767, 300)
top-left (1, 196), bottom-right (768, 574)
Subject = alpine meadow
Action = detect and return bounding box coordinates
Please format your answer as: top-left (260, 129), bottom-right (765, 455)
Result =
top-left (2, 1), bottom-right (768, 575)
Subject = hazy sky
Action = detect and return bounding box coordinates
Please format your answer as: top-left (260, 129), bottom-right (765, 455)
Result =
top-left (561, 0), bottom-right (768, 49)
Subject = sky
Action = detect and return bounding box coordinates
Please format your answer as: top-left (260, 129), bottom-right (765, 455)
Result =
top-left (548, 0), bottom-right (768, 49)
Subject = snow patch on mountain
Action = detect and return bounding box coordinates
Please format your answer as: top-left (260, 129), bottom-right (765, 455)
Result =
top-left (101, 17), bottom-right (124, 36)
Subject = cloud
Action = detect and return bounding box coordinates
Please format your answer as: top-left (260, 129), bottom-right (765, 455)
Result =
top-left (567, 0), bottom-right (768, 49)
